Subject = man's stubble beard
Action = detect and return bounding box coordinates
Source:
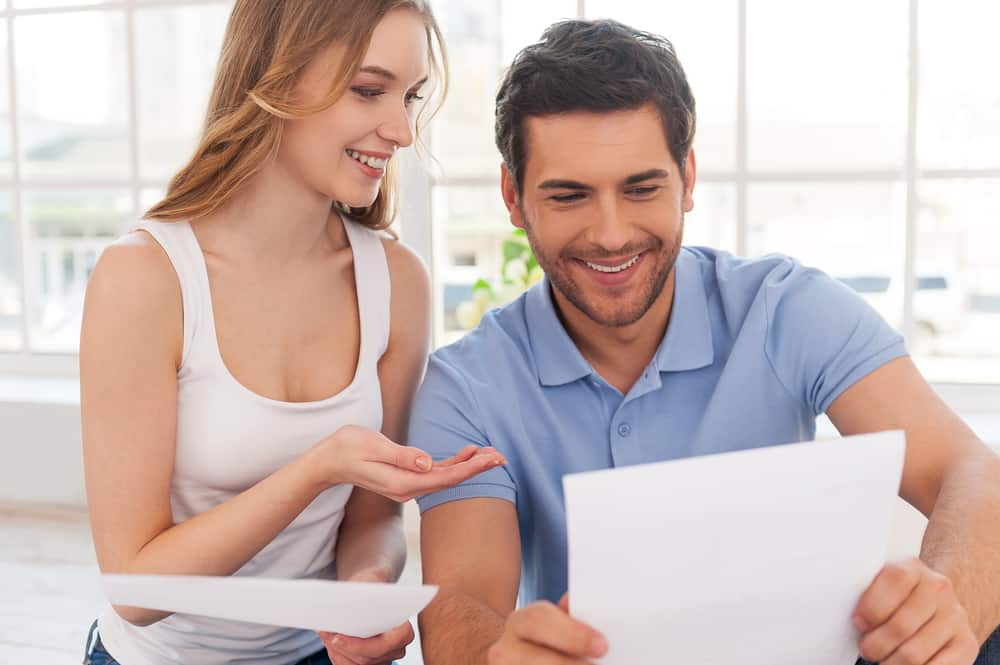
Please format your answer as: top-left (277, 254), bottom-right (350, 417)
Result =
top-left (521, 209), bottom-right (684, 328)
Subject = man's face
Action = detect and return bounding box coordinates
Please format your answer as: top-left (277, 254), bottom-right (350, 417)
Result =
top-left (501, 103), bottom-right (695, 328)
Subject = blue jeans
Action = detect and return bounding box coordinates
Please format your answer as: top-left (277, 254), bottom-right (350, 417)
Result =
top-left (856, 625), bottom-right (1000, 665)
top-left (82, 619), bottom-right (402, 665)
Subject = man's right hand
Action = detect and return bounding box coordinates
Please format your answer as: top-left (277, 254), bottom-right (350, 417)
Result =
top-left (487, 594), bottom-right (608, 664)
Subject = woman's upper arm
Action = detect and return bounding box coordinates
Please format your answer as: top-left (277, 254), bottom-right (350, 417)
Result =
top-left (377, 238), bottom-right (431, 444)
top-left (80, 231), bottom-right (183, 573)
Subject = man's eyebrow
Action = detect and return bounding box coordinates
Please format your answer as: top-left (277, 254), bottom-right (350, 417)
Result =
top-left (538, 179), bottom-right (594, 191)
top-left (358, 65), bottom-right (428, 87)
top-left (623, 169), bottom-right (670, 185)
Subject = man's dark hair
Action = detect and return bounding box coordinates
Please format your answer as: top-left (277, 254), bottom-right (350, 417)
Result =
top-left (495, 19), bottom-right (696, 194)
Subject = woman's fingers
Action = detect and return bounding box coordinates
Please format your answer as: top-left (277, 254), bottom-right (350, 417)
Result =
top-left (363, 449), bottom-right (506, 500)
top-left (433, 445), bottom-right (481, 468)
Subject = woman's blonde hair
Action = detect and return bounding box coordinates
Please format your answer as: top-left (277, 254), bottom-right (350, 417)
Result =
top-left (145, 0), bottom-right (447, 231)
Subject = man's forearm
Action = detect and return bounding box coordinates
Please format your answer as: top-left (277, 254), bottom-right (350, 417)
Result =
top-left (419, 589), bottom-right (506, 665)
top-left (920, 446), bottom-right (1000, 643)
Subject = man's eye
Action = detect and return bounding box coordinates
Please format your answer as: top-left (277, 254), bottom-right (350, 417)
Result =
top-left (551, 193), bottom-right (584, 203)
top-left (627, 186), bottom-right (660, 197)
top-left (352, 87), bottom-right (384, 99)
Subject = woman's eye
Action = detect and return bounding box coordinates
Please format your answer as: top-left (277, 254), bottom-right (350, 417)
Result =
top-left (405, 92), bottom-right (425, 106)
top-left (352, 87), bottom-right (383, 99)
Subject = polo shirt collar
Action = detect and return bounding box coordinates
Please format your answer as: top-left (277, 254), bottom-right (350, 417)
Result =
top-left (526, 249), bottom-right (715, 387)
top-left (653, 249), bottom-right (715, 372)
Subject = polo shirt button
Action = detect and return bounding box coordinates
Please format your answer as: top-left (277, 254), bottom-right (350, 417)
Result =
top-left (617, 423), bottom-right (632, 437)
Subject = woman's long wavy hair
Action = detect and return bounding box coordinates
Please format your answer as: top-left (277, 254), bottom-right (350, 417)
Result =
top-left (145, 0), bottom-right (447, 231)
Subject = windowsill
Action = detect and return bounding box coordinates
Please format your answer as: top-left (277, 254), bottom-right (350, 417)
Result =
top-left (0, 376), bottom-right (80, 406)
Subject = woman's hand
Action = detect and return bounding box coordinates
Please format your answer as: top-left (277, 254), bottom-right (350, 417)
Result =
top-left (318, 568), bottom-right (414, 665)
top-left (308, 426), bottom-right (506, 502)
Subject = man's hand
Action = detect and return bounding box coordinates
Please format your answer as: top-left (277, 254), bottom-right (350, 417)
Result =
top-left (487, 594), bottom-right (607, 664)
top-left (854, 558), bottom-right (979, 665)
top-left (319, 568), bottom-right (415, 665)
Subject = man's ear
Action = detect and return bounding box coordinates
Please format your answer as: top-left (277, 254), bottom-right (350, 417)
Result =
top-left (682, 149), bottom-right (697, 213)
top-left (500, 164), bottom-right (526, 230)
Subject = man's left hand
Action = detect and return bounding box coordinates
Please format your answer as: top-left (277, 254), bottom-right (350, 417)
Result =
top-left (318, 567), bottom-right (414, 665)
top-left (854, 558), bottom-right (979, 665)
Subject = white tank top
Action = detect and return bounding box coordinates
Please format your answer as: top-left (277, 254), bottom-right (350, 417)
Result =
top-left (97, 215), bottom-right (390, 665)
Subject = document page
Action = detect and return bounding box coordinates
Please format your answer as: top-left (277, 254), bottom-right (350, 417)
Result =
top-left (564, 431), bottom-right (905, 665)
top-left (102, 574), bottom-right (438, 638)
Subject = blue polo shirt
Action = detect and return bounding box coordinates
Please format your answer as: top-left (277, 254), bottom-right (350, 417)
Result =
top-left (411, 247), bottom-right (908, 605)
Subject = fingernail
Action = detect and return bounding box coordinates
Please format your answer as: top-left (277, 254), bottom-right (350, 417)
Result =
top-left (592, 634), bottom-right (608, 656)
top-left (415, 457), bottom-right (431, 471)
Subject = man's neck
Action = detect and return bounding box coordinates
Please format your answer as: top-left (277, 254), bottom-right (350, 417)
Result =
top-left (551, 271), bottom-right (676, 395)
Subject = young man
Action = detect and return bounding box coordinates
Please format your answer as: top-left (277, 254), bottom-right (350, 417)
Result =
top-left (410, 19), bottom-right (1000, 665)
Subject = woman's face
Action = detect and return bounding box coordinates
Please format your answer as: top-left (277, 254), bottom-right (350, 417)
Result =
top-left (279, 8), bottom-right (430, 208)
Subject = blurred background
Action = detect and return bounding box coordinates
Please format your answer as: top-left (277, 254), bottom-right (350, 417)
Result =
top-left (1, 1), bottom-right (998, 663)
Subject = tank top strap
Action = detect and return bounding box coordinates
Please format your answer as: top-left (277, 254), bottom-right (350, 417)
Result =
top-left (131, 219), bottom-right (211, 371)
top-left (341, 216), bottom-right (391, 365)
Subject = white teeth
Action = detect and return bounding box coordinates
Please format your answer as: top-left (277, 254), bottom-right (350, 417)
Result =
top-left (347, 150), bottom-right (387, 170)
top-left (585, 255), bottom-right (640, 273)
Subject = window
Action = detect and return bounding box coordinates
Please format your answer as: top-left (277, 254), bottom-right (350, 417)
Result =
top-left (0, 0), bottom-right (231, 367)
top-left (426, 0), bottom-right (1000, 386)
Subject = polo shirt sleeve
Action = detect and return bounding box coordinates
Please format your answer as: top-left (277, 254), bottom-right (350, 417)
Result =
top-left (409, 352), bottom-right (517, 514)
top-left (763, 262), bottom-right (909, 415)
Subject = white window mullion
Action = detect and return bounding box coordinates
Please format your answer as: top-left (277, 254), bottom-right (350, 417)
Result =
top-left (902, 0), bottom-right (920, 344)
top-left (735, 0), bottom-right (748, 256)
top-left (125, 1), bottom-right (142, 226)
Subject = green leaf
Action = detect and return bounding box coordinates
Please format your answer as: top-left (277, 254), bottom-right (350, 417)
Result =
top-left (472, 278), bottom-right (495, 298)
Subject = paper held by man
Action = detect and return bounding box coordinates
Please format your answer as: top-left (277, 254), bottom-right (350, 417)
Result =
top-left (101, 574), bottom-right (438, 638)
top-left (564, 430), bottom-right (906, 665)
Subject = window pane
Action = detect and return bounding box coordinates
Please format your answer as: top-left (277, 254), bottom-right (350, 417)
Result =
top-left (0, 193), bottom-right (20, 350)
top-left (919, 2), bottom-right (1000, 170)
top-left (433, 184), bottom-right (511, 345)
top-left (25, 190), bottom-right (130, 352)
top-left (748, 181), bottom-right (906, 325)
top-left (0, 23), bottom-right (11, 181)
top-left (748, 0), bottom-right (908, 171)
top-left (15, 11), bottom-right (129, 181)
top-left (429, 0), bottom-right (577, 180)
top-left (914, 180), bottom-right (1000, 383)
top-left (684, 182), bottom-right (737, 253)
top-left (585, 0), bottom-right (737, 173)
top-left (135, 3), bottom-right (231, 181)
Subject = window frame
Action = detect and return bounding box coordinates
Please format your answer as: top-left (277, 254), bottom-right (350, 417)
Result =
top-left (4, 0), bottom-right (999, 411)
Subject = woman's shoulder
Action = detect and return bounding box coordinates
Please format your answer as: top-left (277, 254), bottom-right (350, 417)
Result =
top-left (379, 235), bottom-right (429, 304)
top-left (83, 229), bottom-right (183, 358)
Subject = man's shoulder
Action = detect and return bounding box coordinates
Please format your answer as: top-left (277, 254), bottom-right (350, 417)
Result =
top-left (429, 293), bottom-right (534, 380)
top-left (685, 245), bottom-right (826, 317)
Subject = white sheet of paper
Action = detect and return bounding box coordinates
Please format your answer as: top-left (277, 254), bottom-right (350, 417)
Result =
top-left (564, 430), bottom-right (906, 665)
top-left (102, 574), bottom-right (438, 638)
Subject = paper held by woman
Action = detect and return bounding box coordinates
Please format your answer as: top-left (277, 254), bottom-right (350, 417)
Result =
top-left (102, 574), bottom-right (438, 638)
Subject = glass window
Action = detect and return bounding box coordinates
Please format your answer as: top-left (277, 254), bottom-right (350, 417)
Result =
top-left (135, 4), bottom-right (232, 181)
top-left (585, 0), bottom-right (738, 173)
top-left (914, 179), bottom-right (1000, 383)
top-left (24, 190), bottom-right (131, 352)
top-left (918, 2), bottom-right (1000, 170)
top-left (0, 22), bottom-right (11, 181)
top-left (747, 0), bottom-right (908, 172)
top-left (0, 193), bottom-right (20, 351)
top-left (684, 182), bottom-right (737, 253)
top-left (15, 11), bottom-right (130, 181)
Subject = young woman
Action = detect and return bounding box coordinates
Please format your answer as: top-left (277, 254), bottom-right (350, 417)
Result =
top-left (79, 2), bottom-right (503, 664)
